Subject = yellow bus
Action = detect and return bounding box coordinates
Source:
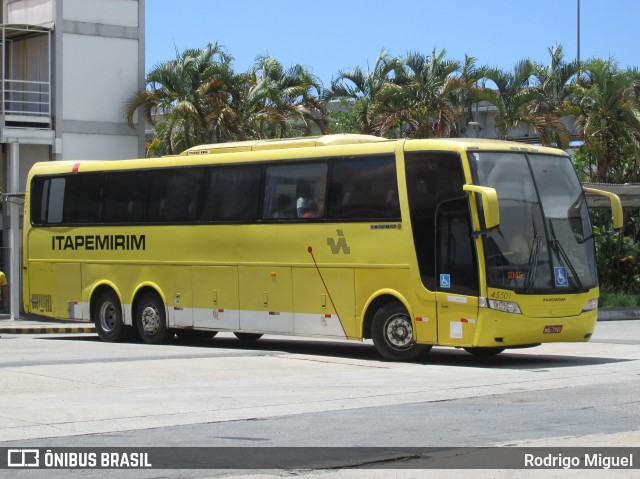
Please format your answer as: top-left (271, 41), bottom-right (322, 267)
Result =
top-left (22, 134), bottom-right (623, 360)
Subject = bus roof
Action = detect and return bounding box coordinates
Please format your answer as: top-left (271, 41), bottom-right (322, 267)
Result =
top-left (180, 134), bottom-right (389, 156)
top-left (26, 135), bottom-right (568, 178)
top-left (181, 135), bottom-right (566, 157)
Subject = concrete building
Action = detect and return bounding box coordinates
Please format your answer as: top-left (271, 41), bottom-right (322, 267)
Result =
top-left (1, 0), bottom-right (146, 319)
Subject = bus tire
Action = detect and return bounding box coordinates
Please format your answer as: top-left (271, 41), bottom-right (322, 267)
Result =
top-left (93, 290), bottom-right (129, 342)
top-left (136, 292), bottom-right (171, 344)
top-left (176, 330), bottom-right (217, 341)
top-left (464, 347), bottom-right (505, 357)
top-left (234, 332), bottom-right (263, 341)
top-left (371, 302), bottom-right (431, 361)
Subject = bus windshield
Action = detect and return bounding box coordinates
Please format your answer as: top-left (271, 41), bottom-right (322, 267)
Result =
top-left (469, 151), bottom-right (597, 293)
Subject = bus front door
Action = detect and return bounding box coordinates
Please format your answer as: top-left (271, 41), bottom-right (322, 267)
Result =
top-left (434, 198), bottom-right (480, 347)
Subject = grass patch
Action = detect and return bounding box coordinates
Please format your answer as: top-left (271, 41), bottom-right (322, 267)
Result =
top-left (599, 289), bottom-right (640, 308)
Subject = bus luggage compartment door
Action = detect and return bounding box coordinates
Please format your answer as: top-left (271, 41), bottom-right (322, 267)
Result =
top-left (28, 262), bottom-right (82, 319)
top-left (239, 266), bottom-right (293, 334)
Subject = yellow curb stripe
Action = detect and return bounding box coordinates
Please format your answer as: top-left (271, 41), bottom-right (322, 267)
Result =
top-left (1, 326), bottom-right (95, 334)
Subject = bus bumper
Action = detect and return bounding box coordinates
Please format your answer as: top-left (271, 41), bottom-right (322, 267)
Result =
top-left (473, 309), bottom-right (598, 348)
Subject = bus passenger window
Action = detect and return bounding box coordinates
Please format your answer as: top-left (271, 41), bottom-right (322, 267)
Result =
top-left (30, 177), bottom-right (66, 225)
top-left (63, 174), bottom-right (105, 224)
top-left (201, 166), bottom-right (262, 222)
top-left (103, 172), bottom-right (147, 223)
top-left (146, 168), bottom-right (203, 223)
top-left (327, 155), bottom-right (399, 220)
top-left (262, 163), bottom-right (327, 220)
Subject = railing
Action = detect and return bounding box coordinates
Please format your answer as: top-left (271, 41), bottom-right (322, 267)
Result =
top-left (2, 78), bottom-right (50, 116)
top-left (0, 24), bottom-right (52, 122)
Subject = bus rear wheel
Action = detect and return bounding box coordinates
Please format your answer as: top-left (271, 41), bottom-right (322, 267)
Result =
top-left (234, 332), bottom-right (263, 341)
top-left (136, 292), bottom-right (171, 344)
top-left (93, 290), bottom-right (129, 342)
top-left (371, 302), bottom-right (431, 361)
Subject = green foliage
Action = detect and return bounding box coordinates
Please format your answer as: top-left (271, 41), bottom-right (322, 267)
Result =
top-left (129, 42), bottom-right (640, 183)
top-left (573, 137), bottom-right (640, 183)
top-left (327, 99), bottom-right (361, 133)
top-left (594, 222), bottom-right (640, 294)
top-left (571, 59), bottom-right (640, 182)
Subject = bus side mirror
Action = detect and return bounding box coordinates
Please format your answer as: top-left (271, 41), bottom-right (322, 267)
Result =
top-left (583, 187), bottom-right (624, 232)
top-left (463, 184), bottom-right (500, 233)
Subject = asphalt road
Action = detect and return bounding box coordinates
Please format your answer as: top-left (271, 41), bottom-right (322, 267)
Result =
top-left (1, 321), bottom-right (639, 478)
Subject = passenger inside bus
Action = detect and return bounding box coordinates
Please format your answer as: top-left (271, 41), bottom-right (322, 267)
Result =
top-left (272, 195), bottom-right (294, 219)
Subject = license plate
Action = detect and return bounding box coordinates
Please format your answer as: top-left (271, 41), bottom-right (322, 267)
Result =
top-left (544, 325), bottom-right (563, 334)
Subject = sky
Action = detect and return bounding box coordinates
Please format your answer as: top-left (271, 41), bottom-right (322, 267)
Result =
top-left (146, 0), bottom-right (639, 87)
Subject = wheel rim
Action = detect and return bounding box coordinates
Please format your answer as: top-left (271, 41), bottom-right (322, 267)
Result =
top-left (99, 301), bottom-right (118, 332)
top-left (141, 304), bottom-right (161, 335)
top-left (384, 313), bottom-right (414, 350)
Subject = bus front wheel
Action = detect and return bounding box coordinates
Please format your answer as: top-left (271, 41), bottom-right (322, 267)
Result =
top-left (136, 292), bottom-right (171, 344)
top-left (371, 303), bottom-right (431, 361)
top-left (93, 290), bottom-right (129, 342)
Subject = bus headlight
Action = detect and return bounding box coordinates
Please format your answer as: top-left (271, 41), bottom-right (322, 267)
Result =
top-left (582, 298), bottom-right (598, 312)
top-left (487, 299), bottom-right (522, 315)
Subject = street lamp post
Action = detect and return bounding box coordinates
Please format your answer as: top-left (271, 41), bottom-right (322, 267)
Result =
top-left (577, 0), bottom-right (581, 66)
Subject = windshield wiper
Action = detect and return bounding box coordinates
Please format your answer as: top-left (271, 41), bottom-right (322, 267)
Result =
top-left (548, 219), bottom-right (584, 291)
top-left (524, 234), bottom-right (541, 292)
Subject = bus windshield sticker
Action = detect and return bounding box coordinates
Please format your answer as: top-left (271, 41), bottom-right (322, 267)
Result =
top-left (554, 267), bottom-right (569, 287)
top-left (440, 274), bottom-right (451, 289)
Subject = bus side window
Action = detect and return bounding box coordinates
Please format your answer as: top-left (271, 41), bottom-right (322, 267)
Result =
top-left (202, 166), bottom-right (262, 222)
top-left (63, 174), bottom-right (105, 224)
top-left (30, 177), bottom-right (65, 225)
top-left (262, 163), bottom-right (327, 220)
top-left (146, 168), bottom-right (203, 223)
top-left (327, 155), bottom-right (399, 220)
top-left (103, 172), bottom-right (147, 223)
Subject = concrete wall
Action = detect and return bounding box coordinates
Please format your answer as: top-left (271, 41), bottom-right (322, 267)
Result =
top-left (6, 0), bottom-right (53, 26)
top-left (63, 0), bottom-right (139, 27)
top-left (58, 0), bottom-right (145, 160)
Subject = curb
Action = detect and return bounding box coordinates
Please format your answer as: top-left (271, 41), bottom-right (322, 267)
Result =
top-left (0, 323), bottom-right (95, 335)
top-left (597, 308), bottom-right (640, 321)
top-left (0, 316), bottom-right (95, 335)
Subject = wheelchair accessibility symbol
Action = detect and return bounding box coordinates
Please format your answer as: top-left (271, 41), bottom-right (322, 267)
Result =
top-left (554, 267), bottom-right (569, 287)
top-left (440, 274), bottom-right (451, 289)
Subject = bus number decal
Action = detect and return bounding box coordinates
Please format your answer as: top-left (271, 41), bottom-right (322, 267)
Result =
top-left (490, 290), bottom-right (512, 300)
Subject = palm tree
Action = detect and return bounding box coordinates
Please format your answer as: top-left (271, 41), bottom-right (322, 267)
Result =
top-left (528, 45), bottom-right (579, 148)
top-left (246, 56), bottom-right (328, 138)
top-left (124, 43), bottom-right (239, 155)
top-left (330, 49), bottom-right (400, 135)
top-left (446, 55), bottom-right (487, 137)
top-left (478, 59), bottom-right (534, 139)
top-left (572, 58), bottom-right (640, 181)
top-left (370, 48), bottom-right (463, 138)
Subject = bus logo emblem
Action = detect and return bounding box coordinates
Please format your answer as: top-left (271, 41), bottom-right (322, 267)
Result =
top-left (327, 230), bottom-right (350, 255)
